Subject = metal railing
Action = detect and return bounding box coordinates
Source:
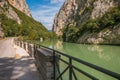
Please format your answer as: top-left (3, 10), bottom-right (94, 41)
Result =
top-left (37, 44), bottom-right (120, 80)
top-left (15, 40), bottom-right (120, 80)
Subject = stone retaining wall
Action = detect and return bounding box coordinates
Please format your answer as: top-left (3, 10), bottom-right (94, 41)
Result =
top-left (34, 48), bottom-right (54, 80)
top-left (14, 40), bottom-right (58, 80)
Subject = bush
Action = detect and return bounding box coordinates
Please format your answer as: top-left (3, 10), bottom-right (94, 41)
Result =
top-left (81, 7), bottom-right (120, 32)
top-left (99, 7), bottom-right (120, 29)
top-left (83, 19), bottom-right (99, 31)
top-left (0, 14), bottom-right (19, 36)
top-left (62, 25), bottom-right (79, 42)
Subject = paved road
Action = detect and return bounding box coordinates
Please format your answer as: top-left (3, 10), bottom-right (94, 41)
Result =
top-left (0, 38), bottom-right (42, 80)
top-left (0, 38), bottom-right (15, 58)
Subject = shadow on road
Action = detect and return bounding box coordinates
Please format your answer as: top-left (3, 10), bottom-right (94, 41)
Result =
top-left (0, 56), bottom-right (41, 80)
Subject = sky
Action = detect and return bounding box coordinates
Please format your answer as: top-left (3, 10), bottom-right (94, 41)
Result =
top-left (26, 0), bottom-right (65, 30)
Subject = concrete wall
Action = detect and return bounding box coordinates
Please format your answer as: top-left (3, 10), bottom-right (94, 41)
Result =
top-left (34, 48), bottom-right (54, 80)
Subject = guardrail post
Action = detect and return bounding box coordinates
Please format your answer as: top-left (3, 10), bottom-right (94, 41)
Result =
top-left (22, 41), bottom-right (23, 48)
top-left (34, 44), bottom-right (36, 55)
top-left (28, 43), bottom-right (30, 55)
top-left (20, 41), bottom-right (22, 47)
top-left (26, 42), bottom-right (28, 52)
top-left (16, 41), bottom-right (18, 46)
top-left (69, 58), bottom-right (72, 80)
top-left (53, 50), bottom-right (56, 80)
top-left (23, 42), bottom-right (26, 50)
top-left (17, 41), bottom-right (19, 46)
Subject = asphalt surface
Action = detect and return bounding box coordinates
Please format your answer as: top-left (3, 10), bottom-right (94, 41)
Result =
top-left (0, 38), bottom-right (41, 80)
top-left (0, 38), bottom-right (15, 58)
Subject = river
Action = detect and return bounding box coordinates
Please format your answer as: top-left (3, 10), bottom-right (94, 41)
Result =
top-left (36, 40), bottom-right (120, 80)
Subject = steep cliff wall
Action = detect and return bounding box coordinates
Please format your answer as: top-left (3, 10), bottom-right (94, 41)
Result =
top-left (53, 0), bottom-right (79, 35)
top-left (8, 0), bottom-right (31, 17)
top-left (53, 0), bottom-right (120, 44)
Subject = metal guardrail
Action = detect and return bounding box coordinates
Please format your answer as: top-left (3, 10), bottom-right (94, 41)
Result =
top-left (38, 45), bottom-right (120, 80)
top-left (15, 40), bottom-right (120, 80)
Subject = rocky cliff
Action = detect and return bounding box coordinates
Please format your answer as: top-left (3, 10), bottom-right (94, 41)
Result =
top-left (0, 0), bottom-right (48, 39)
top-left (53, 0), bottom-right (120, 44)
top-left (0, 0), bottom-right (21, 23)
top-left (8, 0), bottom-right (31, 17)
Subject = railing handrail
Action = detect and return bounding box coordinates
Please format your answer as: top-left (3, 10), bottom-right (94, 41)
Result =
top-left (38, 44), bottom-right (120, 79)
top-left (15, 40), bottom-right (120, 79)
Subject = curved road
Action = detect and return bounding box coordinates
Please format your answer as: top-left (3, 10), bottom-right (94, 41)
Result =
top-left (0, 38), bottom-right (41, 80)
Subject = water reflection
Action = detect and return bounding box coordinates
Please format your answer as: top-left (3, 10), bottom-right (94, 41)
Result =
top-left (52, 41), bottom-right (118, 62)
top-left (87, 45), bottom-right (103, 52)
top-left (87, 45), bottom-right (111, 61)
top-left (39, 40), bottom-right (120, 74)
top-left (54, 41), bottom-right (63, 50)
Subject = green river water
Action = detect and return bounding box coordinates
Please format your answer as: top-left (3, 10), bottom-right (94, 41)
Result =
top-left (36, 40), bottom-right (120, 80)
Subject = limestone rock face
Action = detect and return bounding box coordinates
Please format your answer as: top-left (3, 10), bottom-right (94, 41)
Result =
top-left (6, 7), bottom-right (22, 24)
top-left (53, 0), bottom-right (119, 35)
top-left (53, 0), bottom-right (79, 35)
top-left (8, 0), bottom-right (31, 17)
top-left (91, 0), bottom-right (117, 19)
top-left (0, 0), bottom-right (21, 24)
top-left (53, 0), bottom-right (120, 44)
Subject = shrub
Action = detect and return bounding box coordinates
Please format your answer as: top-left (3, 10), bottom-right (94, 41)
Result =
top-left (99, 7), bottom-right (120, 29)
top-left (62, 25), bottom-right (79, 42)
top-left (83, 19), bottom-right (99, 31)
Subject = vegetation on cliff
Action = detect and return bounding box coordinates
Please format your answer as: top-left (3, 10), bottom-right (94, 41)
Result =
top-left (0, 4), bottom-right (53, 40)
top-left (62, 7), bottom-right (120, 43)
top-left (62, 25), bottom-right (79, 42)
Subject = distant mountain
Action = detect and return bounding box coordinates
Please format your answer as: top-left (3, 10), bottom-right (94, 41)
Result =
top-left (0, 0), bottom-right (49, 40)
top-left (53, 0), bottom-right (120, 44)
top-left (48, 30), bottom-right (52, 32)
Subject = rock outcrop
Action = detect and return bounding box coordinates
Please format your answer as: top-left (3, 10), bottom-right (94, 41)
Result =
top-left (8, 0), bottom-right (31, 17)
top-left (53, 0), bottom-right (120, 44)
top-left (0, 0), bottom-right (21, 24)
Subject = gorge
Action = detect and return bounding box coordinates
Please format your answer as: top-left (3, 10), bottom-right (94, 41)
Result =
top-left (0, 0), bottom-right (120, 79)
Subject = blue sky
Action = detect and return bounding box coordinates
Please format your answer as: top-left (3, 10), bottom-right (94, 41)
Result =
top-left (26, 0), bottom-right (65, 30)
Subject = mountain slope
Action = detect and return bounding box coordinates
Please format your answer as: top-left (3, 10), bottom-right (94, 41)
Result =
top-left (53, 0), bottom-right (120, 44)
top-left (0, 0), bottom-right (49, 40)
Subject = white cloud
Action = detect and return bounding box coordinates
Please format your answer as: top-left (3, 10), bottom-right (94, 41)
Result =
top-left (51, 0), bottom-right (65, 4)
top-left (30, 1), bottom-right (65, 30)
top-left (31, 5), bottom-right (58, 30)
